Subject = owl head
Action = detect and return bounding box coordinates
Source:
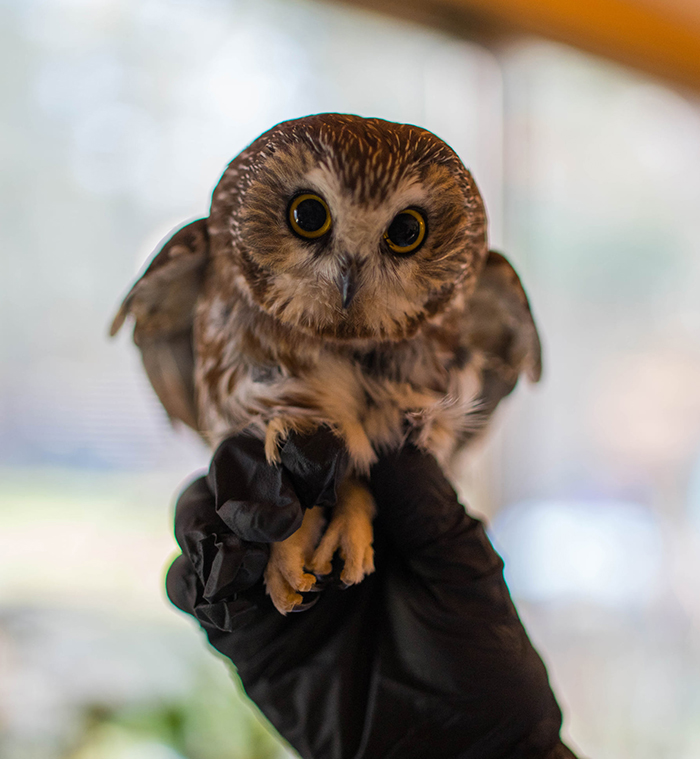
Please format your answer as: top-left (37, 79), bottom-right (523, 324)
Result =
top-left (208, 113), bottom-right (488, 342)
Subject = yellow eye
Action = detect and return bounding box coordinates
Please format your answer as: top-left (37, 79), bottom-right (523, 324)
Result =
top-left (383, 208), bottom-right (427, 255)
top-left (288, 193), bottom-right (332, 239)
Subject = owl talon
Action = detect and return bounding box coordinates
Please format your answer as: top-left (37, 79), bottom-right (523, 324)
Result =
top-left (308, 478), bottom-right (376, 588)
top-left (308, 535), bottom-right (339, 578)
top-left (308, 571), bottom-right (332, 590)
top-left (265, 561), bottom-right (319, 613)
top-left (309, 524), bottom-right (375, 588)
top-left (310, 556), bottom-right (334, 578)
top-left (264, 564), bottom-right (305, 615)
top-left (340, 544), bottom-right (375, 586)
top-left (289, 594), bottom-right (320, 612)
top-left (265, 506), bottom-right (326, 614)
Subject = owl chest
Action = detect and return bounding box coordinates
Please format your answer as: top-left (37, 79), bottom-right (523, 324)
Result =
top-left (202, 328), bottom-right (479, 468)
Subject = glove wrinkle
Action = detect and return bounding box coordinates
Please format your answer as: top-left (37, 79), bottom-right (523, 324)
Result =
top-left (172, 477), bottom-right (270, 603)
top-left (203, 533), bottom-right (268, 601)
top-left (208, 434), bottom-right (304, 542)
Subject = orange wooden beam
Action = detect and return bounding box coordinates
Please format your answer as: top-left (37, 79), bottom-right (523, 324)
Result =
top-left (337, 0), bottom-right (700, 91)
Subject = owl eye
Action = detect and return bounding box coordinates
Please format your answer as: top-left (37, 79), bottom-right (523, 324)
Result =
top-left (288, 193), bottom-right (332, 239)
top-left (383, 208), bottom-right (427, 255)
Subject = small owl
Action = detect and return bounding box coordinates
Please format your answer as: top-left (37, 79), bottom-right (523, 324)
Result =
top-left (111, 114), bottom-right (541, 614)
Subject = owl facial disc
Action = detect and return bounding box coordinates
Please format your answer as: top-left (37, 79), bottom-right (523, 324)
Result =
top-left (212, 114), bottom-right (488, 342)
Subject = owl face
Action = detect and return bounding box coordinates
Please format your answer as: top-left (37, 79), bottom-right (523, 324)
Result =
top-left (209, 114), bottom-right (488, 343)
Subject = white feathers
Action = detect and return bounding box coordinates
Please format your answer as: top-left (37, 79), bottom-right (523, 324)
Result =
top-left (204, 350), bottom-right (482, 474)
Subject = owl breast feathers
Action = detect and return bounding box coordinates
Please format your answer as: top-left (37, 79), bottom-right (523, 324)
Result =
top-left (112, 113), bottom-right (541, 613)
top-left (112, 113), bottom-right (541, 473)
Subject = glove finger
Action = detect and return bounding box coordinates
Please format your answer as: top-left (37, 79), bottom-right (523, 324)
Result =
top-left (208, 434), bottom-right (304, 542)
top-left (166, 553), bottom-right (199, 616)
top-left (280, 427), bottom-right (348, 510)
top-left (172, 475), bottom-right (270, 598)
top-left (166, 554), bottom-right (257, 632)
top-left (173, 475), bottom-right (219, 550)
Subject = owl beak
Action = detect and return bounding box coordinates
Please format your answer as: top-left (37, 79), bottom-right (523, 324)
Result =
top-left (337, 261), bottom-right (360, 310)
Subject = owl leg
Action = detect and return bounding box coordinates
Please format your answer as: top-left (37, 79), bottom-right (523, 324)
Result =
top-left (309, 477), bottom-right (375, 586)
top-left (265, 506), bottom-right (325, 615)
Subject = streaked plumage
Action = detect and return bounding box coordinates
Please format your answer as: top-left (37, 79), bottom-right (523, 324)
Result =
top-left (112, 114), bottom-right (541, 613)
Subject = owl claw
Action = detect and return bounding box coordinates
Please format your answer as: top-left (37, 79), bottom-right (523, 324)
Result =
top-left (309, 520), bottom-right (375, 588)
top-left (308, 478), bottom-right (376, 588)
top-left (264, 567), bottom-right (304, 615)
top-left (264, 485), bottom-right (375, 612)
top-left (339, 543), bottom-right (375, 586)
top-left (309, 552), bottom-right (333, 578)
top-left (265, 557), bottom-right (319, 613)
top-left (289, 595), bottom-right (320, 612)
top-left (265, 507), bottom-right (325, 614)
top-left (308, 477), bottom-right (376, 588)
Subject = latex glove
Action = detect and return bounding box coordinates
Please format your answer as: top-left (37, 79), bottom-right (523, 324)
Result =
top-left (167, 432), bottom-right (579, 759)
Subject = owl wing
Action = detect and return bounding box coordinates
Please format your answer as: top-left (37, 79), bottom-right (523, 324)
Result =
top-left (464, 250), bottom-right (542, 420)
top-left (110, 219), bottom-right (209, 431)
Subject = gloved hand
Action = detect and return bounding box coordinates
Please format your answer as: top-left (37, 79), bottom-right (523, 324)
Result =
top-left (166, 430), bottom-right (579, 759)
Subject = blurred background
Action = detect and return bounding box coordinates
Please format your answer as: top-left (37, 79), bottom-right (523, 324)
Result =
top-left (2, 0), bottom-right (700, 756)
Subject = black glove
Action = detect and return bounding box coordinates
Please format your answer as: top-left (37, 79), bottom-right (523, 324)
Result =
top-left (166, 431), bottom-right (579, 759)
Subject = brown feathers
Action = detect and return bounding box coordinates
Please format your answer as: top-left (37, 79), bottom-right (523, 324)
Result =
top-left (112, 114), bottom-right (541, 470)
top-left (110, 219), bottom-right (208, 429)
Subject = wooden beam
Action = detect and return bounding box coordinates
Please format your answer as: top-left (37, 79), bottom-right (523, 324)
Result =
top-left (336, 0), bottom-right (700, 91)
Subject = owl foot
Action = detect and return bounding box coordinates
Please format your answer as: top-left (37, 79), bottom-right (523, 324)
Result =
top-left (265, 506), bottom-right (325, 614)
top-left (309, 478), bottom-right (375, 587)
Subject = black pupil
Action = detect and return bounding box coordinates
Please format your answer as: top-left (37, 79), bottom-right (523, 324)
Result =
top-left (387, 213), bottom-right (421, 249)
top-left (294, 198), bottom-right (327, 232)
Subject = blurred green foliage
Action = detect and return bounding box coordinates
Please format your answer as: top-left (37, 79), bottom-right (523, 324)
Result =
top-left (65, 664), bottom-right (287, 759)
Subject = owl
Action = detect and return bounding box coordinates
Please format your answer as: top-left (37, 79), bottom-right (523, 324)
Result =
top-left (111, 114), bottom-right (541, 614)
